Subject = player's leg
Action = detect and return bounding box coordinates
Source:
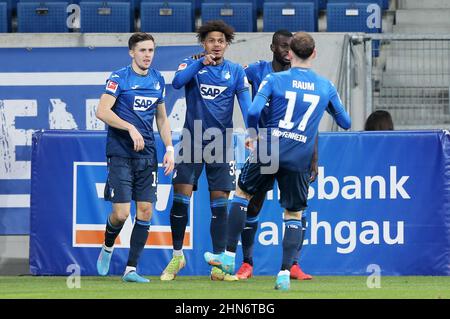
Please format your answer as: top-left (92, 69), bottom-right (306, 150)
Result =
top-left (161, 162), bottom-right (200, 280)
top-left (209, 190), bottom-right (230, 253)
top-left (204, 160), bottom-right (274, 275)
top-left (274, 169), bottom-right (310, 291)
top-left (97, 156), bottom-right (132, 276)
top-left (122, 157), bottom-right (157, 283)
top-left (204, 184), bottom-right (251, 275)
top-left (290, 212), bottom-right (313, 280)
top-left (205, 161), bottom-right (238, 280)
top-left (97, 203), bottom-right (130, 276)
top-left (206, 161), bottom-right (236, 254)
top-left (122, 201), bottom-right (152, 283)
top-left (237, 188), bottom-right (267, 279)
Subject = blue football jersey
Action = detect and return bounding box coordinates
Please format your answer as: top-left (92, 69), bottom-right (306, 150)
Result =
top-left (244, 60), bottom-right (273, 127)
top-left (245, 60), bottom-right (273, 98)
top-left (175, 57), bottom-right (249, 145)
top-left (254, 67), bottom-right (351, 172)
top-left (104, 65), bottom-right (165, 158)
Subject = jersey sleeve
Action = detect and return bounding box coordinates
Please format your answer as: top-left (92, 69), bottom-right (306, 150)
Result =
top-left (248, 74), bottom-right (273, 132)
top-left (326, 81), bottom-right (351, 130)
top-left (244, 63), bottom-right (256, 85)
top-left (104, 72), bottom-right (122, 98)
top-left (235, 65), bottom-right (250, 94)
top-left (255, 74), bottom-right (273, 102)
top-left (172, 57), bottom-right (203, 89)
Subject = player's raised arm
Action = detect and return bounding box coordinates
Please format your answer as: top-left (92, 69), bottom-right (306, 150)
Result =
top-left (235, 67), bottom-right (251, 128)
top-left (247, 75), bottom-right (273, 135)
top-left (326, 82), bottom-right (351, 130)
top-left (172, 57), bottom-right (212, 89)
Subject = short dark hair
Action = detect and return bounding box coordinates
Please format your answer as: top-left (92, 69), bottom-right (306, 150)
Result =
top-left (272, 29), bottom-right (293, 44)
top-left (128, 32), bottom-right (154, 50)
top-left (197, 20), bottom-right (235, 43)
top-left (290, 32), bottom-right (315, 60)
top-left (364, 110), bottom-right (394, 131)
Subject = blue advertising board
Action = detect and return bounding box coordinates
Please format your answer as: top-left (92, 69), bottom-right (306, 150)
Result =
top-left (29, 130), bottom-right (450, 276)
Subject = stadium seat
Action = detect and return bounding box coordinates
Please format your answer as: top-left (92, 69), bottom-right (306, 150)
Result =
top-left (81, 0), bottom-right (134, 30)
top-left (0, 2), bottom-right (7, 32)
top-left (1, 0), bottom-right (13, 30)
top-left (319, 0), bottom-right (326, 10)
top-left (327, 2), bottom-right (381, 56)
top-left (203, 0), bottom-right (257, 22)
top-left (140, 2), bottom-right (193, 32)
top-left (327, 0), bottom-right (385, 10)
top-left (202, 0), bottom-right (257, 31)
top-left (201, 2), bottom-right (254, 32)
top-left (263, 2), bottom-right (315, 32)
top-left (264, 0), bottom-right (318, 31)
top-left (326, 2), bottom-right (381, 33)
top-left (17, 2), bottom-right (69, 32)
top-left (80, 2), bottom-right (131, 32)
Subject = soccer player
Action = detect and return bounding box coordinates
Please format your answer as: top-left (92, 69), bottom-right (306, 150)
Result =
top-left (160, 20), bottom-right (251, 282)
top-left (95, 32), bottom-right (175, 283)
top-left (236, 29), bottom-right (316, 281)
top-left (205, 32), bottom-right (351, 290)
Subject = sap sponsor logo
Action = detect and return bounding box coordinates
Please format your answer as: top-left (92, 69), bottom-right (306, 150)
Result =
top-left (257, 212), bottom-right (404, 254)
top-left (106, 80), bottom-right (118, 93)
top-left (199, 84), bottom-right (227, 100)
top-left (133, 96), bottom-right (158, 111)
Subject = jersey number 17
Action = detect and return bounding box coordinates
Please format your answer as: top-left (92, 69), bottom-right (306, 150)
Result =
top-left (279, 91), bottom-right (320, 131)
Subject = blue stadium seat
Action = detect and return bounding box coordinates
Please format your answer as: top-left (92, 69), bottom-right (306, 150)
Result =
top-left (142, 0), bottom-right (195, 28)
top-left (264, 0), bottom-right (318, 30)
top-left (0, 2), bottom-right (7, 32)
top-left (140, 2), bottom-right (193, 32)
top-left (143, 0), bottom-right (198, 12)
top-left (327, 2), bottom-right (381, 56)
top-left (17, 2), bottom-right (68, 32)
top-left (255, 0), bottom-right (263, 12)
top-left (263, 2), bottom-right (315, 32)
top-left (326, 2), bottom-right (381, 33)
top-left (81, 0), bottom-right (134, 29)
top-left (201, 2), bottom-right (254, 32)
top-left (1, 0), bottom-right (13, 31)
top-left (80, 2), bottom-right (130, 32)
top-left (203, 1), bottom-right (255, 31)
top-left (327, 0), bottom-right (384, 10)
top-left (319, 0), bottom-right (326, 10)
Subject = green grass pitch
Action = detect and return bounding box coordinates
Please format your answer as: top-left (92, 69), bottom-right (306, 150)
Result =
top-left (0, 276), bottom-right (449, 299)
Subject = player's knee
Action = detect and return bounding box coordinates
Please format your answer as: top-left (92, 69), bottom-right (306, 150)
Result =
top-left (235, 186), bottom-right (252, 201)
top-left (173, 184), bottom-right (193, 198)
top-left (137, 202), bottom-right (153, 221)
top-left (112, 209), bottom-right (130, 224)
top-left (284, 210), bottom-right (303, 221)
